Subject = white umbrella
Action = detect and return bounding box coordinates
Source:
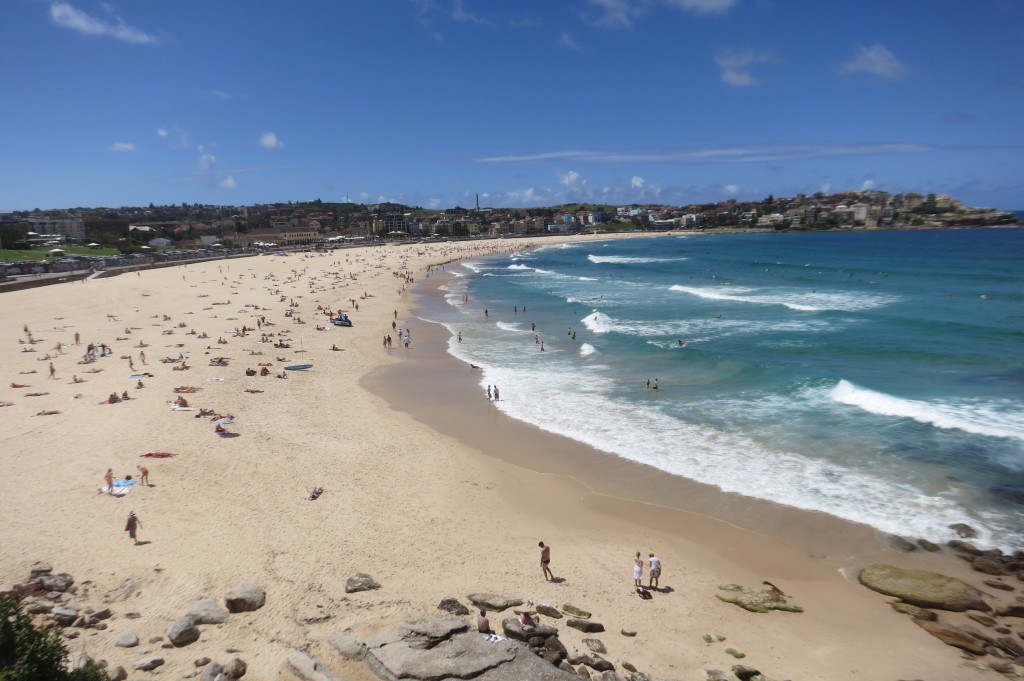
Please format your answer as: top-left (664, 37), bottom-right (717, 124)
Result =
top-left (87, 242), bottom-right (101, 247)
top-left (140, 245), bottom-right (152, 249)
top-left (48, 248), bottom-right (65, 254)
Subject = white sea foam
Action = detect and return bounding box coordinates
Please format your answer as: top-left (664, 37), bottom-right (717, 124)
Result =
top-left (830, 380), bottom-right (1024, 442)
top-left (581, 311), bottom-right (615, 334)
top-left (578, 276), bottom-right (599, 281)
top-left (468, 362), bottom-right (1019, 548)
top-left (579, 343), bottom-right (597, 356)
top-left (588, 255), bottom-right (686, 264)
top-left (495, 321), bottom-right (534, 334)
top-left (461, 262), bottom-right (487, 274)
top-left (507, 264), bottom-right (532, 270)
top-left (669, 284), bottom-right (896, 312)
top-left (582, 310), bottom-right (835, 338)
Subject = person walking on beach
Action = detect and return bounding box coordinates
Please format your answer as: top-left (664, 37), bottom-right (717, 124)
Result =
top-left (539, 541), bottom-right (554, 581)
top-left (648, 553), bottom-right (662, 590)
top-left (633, 551), bottom-right (644, 587)
top-left (104, 468), bottom-right (114, 494)
top-left (486, 385), bottom-right (492, 400)
top-left (48, 362), bottom-right (55, 379)
top-left (125, 511), bottom-right (142, 545)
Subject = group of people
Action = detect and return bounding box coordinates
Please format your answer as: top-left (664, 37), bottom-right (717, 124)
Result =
top-left (485, 385), bottom-right (500, 401)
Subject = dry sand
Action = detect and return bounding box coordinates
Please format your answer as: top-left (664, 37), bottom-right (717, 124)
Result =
top-left (0, 235), bottom-right (993, 680)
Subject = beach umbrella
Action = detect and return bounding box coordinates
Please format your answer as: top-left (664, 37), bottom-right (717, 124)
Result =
top-left (213, 417), bottom-right (234, 425)
top-left (48, 248), bottom-right (65, 254)
top-left (87, 242), bottom-right (101, 247)
top-left (140, 245), bottom-right (152, 249)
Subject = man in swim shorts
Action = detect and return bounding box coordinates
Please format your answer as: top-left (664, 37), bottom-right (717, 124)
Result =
top-left (648, 553), bottom-right (662, 589)
top-left (539, 541), bottom-right (553, 581)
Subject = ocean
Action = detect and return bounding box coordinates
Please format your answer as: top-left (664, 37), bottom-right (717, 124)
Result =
top-left (426, 228), bottom-right (1024, 550)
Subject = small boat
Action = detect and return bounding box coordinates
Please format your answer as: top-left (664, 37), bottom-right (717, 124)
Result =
top-left (284, 364), bottom-right (313, 371)
top-left (330, 312), bottom-right (353, 327)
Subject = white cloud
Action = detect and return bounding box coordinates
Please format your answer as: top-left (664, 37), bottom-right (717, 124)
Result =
top-left (49, 1), bottom-right (158, 45)
top-left (359, 191), bottom-right (370, 201)
top-left (427, 198), bottom-right (441, 209)
top-left (861, 179), bottom-right (877, 190)
top-left (259, 132), bottom-right (285, 149)
top-left (560, 31), bottom-right (582, 51)
top-left (480, 143), bottom-right (935, 164)
top-left (631, 176), bottom-right (645, 188)
top-left (714, 48), bottom-right (776, 87)
top-left (156, 128), bottom-right (168, 137)
top-left (820, 180), bottom-right (832, 194)
top-left (558, 170), bottom-right (583, 187)
top-left (723, 183), bottom-right (739, 195)
top-left (156, 124), bottom-right (190, 147)
top-left (197, 145), bottom-right (216, 171)
top-left (452, 0), bottom-right (493, 25)
top-left (218, 175), bottom-right (237, 189)
top-left (108, 141), bottom-right (135, 152)
top-left (664, 0), bottom-right (736, 14)
top-left (840, 44), bottom-right (909, 81)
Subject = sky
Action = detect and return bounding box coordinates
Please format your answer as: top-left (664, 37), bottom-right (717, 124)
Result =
top-left (2, 0), bottom-right (1023, 211)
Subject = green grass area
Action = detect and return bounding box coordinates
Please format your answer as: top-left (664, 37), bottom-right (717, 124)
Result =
top-left (0, 246), bottom-right (120, 262)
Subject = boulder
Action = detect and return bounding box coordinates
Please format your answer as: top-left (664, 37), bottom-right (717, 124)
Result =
top-left (344, 573), bottom-right (380, 594)
top-left (714, 585), bottom-right (803, 614)
top-left (200, 662), bottom-right (224, 681)
top-left (115, 631), bottom-right (139, 648)
top-left (583, 638), bottom-right (606, 654)
top-left (108, 666), bottom-right (127, 681)
top-left (167, 616), bottom-right (201, 646)
top-left (562, 604), bottom-right (591, 619)
top-left (620, 630), bottom-right (637, 637)
top-left (916, 539), bottom-right (941, 552)
top-left (40, 573), bottom-right (74, 592)
top-left (858, 564), bottom-right (990, 612)
top-left (887, 535), bottom-right (917, 552)
top-left (92, 607), bottom-right (112, 620)
top-left (983, 580), bottom-right (1014, 592)
top-left (948, 540), bottom-right (983, 556)
top-left (133, 656), bottom-right (165, 671)
top-left (22, 598), bottom-right (53, 615)
top-left (29, 562), bottom-right (53, 578)
top-left (536, 604), bottom-right (562, 619)
top-left (467, 593), bottom-right (524, 612)
top-left (225, 583), bottom-right (266, 613)
top-left (502, 617), bottom-right (559, 642)
top-left (51, 605), bottom-right (79, 626)
top-left (566, 653), bottom-right (614, 672)
top-left (732, 666), bottom-right (761, 681)
top-left (567, 618), bottom-right (605, 633)
top-left (913, 619), bottom-right (987, 654)
top-left (437, 597), bottom-right (470, 616)
top-left (889, 602), bottom-right (936, 620)
top-left (188, 597), bottom-right (230, 624)
top-left (283, 650), bottom-right (346, 681)
top-left (597, 672), bottom-right (627, 681)
top-left (949, 523), bottom-right (978, 538)
top-left (971, 557), bottom-right (1008, 576)
top-left (967, 613), bottom-right (996, 627)
top-left (224, 657), bottom-right (247, 679)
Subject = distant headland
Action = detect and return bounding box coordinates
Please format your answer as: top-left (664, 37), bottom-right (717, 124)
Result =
top-left (0, 189), bottom-right (1018, 253)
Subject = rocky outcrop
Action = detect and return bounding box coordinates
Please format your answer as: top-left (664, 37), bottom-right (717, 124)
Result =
top-left (345, 573), bottom-right (381, 594)
top-left (561, 604), bottom-right (591, 619)
top-left (715, 584), bottom-right (803, 614)
top-left (337, 615), bottom-right (576, 681)
top-left (888, 602), bottom-right (936, 621)
top-left (224, 583), bottom-right (266, 613)
top-left (536, 604), bottom-right (562, 619)
top-left (467, 593), bottom-right (524, 612)
top-left (567, 618), bottom-right (605, 633)
top-left (858, 564), bottom-right (989, 612)
top-left (284, 650), bottom-right (349, 681)
top-left (912, 619), bottom-right (987, 655)
top-left (502, 618), bottom-right (559, 642)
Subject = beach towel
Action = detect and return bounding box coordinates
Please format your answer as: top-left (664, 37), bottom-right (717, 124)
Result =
top-left (483, 634), bottom-right (507, 643)
top-left (99, 486), bottom-right (130, 496)
top-left (207, 377), bottom-right (225, 382)
top-left (171, 405), bottom-right (197, 411)
top-left (113, 479), bottom-right (136, 486)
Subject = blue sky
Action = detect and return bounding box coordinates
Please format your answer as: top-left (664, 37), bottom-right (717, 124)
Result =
top-left (3, 0), bottom-right (1023, 210)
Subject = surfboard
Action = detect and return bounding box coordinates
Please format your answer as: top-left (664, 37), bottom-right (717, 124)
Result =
top-left (284, 364), bottom-right (313, 371)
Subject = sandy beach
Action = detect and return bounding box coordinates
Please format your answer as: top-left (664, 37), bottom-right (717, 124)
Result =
top-left (0, 235), bottom-right (998, 681)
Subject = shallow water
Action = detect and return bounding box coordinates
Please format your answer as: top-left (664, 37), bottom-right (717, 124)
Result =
top-left (424, 228), bottom-right (1024, 549)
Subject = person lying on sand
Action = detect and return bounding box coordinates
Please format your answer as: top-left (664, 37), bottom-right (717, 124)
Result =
top-left (25, 392), bottom-right (49, 397)
top-left (11, 382), bottom-right (30, 388)
top-left (0, 401), bottom-right (14, 407)
top-left (307, 487), bottom-right (324, 501)
top-left (173, 386), bottom-right (199, 393)
top-left (35, 409), bottom-right (61, 416)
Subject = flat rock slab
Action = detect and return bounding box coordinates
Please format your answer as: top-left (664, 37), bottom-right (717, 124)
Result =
top-left (437, 597), bottom-right (470, 616)
top-left (913, 619), bottom-right (988, 654)
top-left (467, 593), bottom-right (524, 612)
top-left (715, 584), bottom-right (803, 614)
top-left (403, 616), bottom-right (469, 640)
top-left (567, 619), bottom-right (605, 633)
top-left (561, 605), bottom-right (591, 619)
top-left (582, 638), bottom-right (606, 654)
top-left (133, 656), bottom-right (165, 671)
top-left (536, 605), bottom-right (562, 619)
top-left (188, 598), bottom-right (229, 624)
top-left (284, 650), bottom-right (349, 681)
top-left (501, 618), bottom-right (558, 642)
top-left (859, 564), bottom-right (990, 612)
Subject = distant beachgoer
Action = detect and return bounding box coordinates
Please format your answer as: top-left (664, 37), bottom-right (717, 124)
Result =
top-left (486, 385), bottom-right (492, 400)
top-left (633, 552), bottom-right (644, 587)
top-left (477, 610), bottom-right (493, 634)
top-left (517, 611), bottom-right (536, 628)
top-left (652, 378), bottom-right (659, 390)
top-left (137, 465), bottom-right (149, 487)
top-left (104, 468), bottom-right (114, 494)
top-left (649, 553), bottom-right (661, 589)
top-left (539, 541), bottom-right (553, 581)
top-left (646, 379), bottom-right (650, 389)
top-left (493, 386), bottom-right (500, 401)
top-left (48, 362), bottom-right (55, 379)
top-left (125, 511), bottom-right (142, 545)
top-left (307, 486), bottom-right (324, 501)
top-left (74, 332), bottom-right (80, 345)
top-left (484, 309), bottom-right (489, 317)
top-left (457, 332), bottom-right (462, 343)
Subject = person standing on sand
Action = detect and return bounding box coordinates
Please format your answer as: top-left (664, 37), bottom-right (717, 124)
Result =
top-left (486, 385), bottom-right (492, 400)
top-left (633, 551), bottom-right (644, 587)
top-left (539, 541), bottom-right (554, 581)
top-left (648, 553), bottom-right (661, 589)
top-left (104, 468), bottom-right (114, 494)
top-left (49, 362), bottom-right (55, 379)
top-left (137, 465), bottom-right (149, 487)
top-left (125, 511), bottom-right (142, 545)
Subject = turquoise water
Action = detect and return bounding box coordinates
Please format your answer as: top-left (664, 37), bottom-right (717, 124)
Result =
top-left (428, 228), bottom-right (1024, 549)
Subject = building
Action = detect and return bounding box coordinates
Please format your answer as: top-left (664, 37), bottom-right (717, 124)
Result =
top-left (27, 215), bottom-right (85, 243)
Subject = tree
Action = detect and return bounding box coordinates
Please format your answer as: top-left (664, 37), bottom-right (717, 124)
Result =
top-left (0, 596), bottom-right (108, 681)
